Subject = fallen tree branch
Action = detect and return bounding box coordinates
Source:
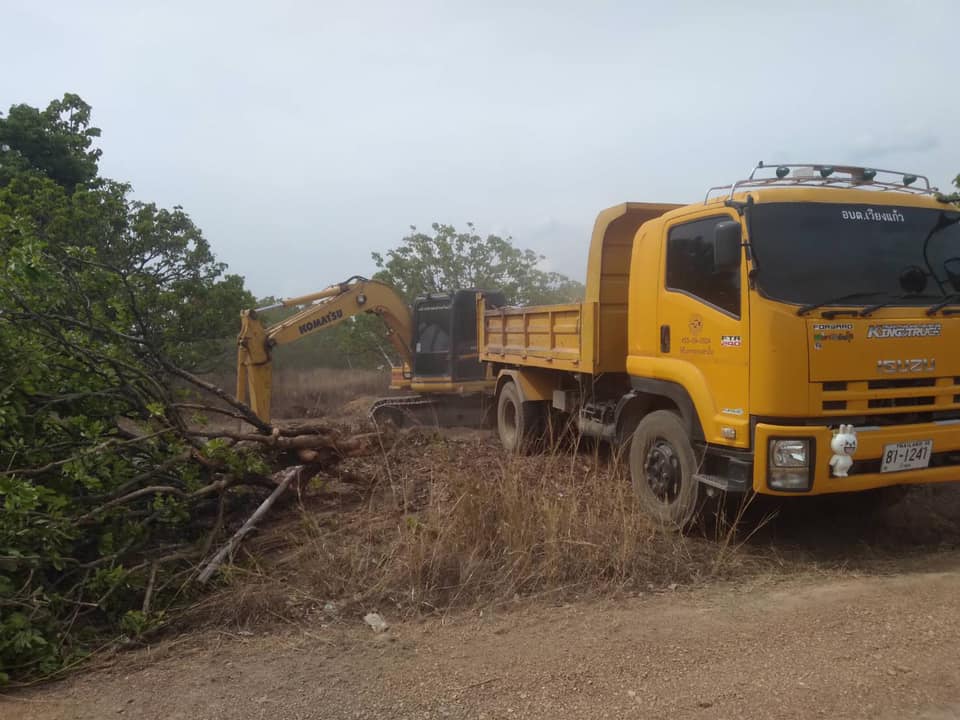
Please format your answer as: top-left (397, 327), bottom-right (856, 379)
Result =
top-left (142, 563), bottom-right (158, 615)
top-left (187, 429), bottom-right (376, 455)
top-left (272, 421), bottom-right (344, 437)
top-left (96, 451), bottom-right (192, 500)
top-left (196, 466), bottom-right (302, 584)
top-left (1, 428), bottom-right (176, 477)
top-left (162, 362), bottom-right (272, 434)
top-left (76, 477), bottom-right (237, 524)
top-left (74, 486), bottom-right (186, 524)
top-left (173, 402), bottom-right (253, 423)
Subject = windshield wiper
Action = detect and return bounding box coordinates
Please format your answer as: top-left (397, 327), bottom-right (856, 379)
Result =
top-left (859, 293), bottom-right (943, 317)
top-left (926, 293), bottom-right (960, 316)
top-left (796, 291), bottom-right (889, 317)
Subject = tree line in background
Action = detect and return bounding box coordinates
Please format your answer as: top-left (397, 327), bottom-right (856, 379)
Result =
top-left (261, 223), bottom-right (586, 371)
top-left (0, 94), bottom-right (584, 682)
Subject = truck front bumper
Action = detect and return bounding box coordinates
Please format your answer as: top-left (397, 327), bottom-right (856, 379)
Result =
top-left (753, 421), bottom-right (960, 496)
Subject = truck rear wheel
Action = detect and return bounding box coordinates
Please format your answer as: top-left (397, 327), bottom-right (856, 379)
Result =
top-left (629, 410), bottom-right (702, 528)
top-left (497, 381), bottom-right (542, 454)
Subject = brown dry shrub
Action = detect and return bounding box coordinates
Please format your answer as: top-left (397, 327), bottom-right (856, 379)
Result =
top-left (191, 430), bottom-right (750, 627)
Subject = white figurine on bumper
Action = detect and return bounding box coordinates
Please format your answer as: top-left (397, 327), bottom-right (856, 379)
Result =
top-left (829, 424), bottom-right (858, 477)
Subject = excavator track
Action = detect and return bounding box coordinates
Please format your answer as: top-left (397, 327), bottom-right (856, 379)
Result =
top-left (369, 394), bottom-right (494, 429)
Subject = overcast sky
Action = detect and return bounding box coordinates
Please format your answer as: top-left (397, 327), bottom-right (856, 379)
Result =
top-left (4, 0), bottom-right (958, 298)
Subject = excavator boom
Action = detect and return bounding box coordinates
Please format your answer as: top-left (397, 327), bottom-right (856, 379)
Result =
top-left (237, 277), bottom-right (414, 422)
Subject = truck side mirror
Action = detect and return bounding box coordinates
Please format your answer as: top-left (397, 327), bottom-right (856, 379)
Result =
top-left (713, 221), bottom-right (742, 271)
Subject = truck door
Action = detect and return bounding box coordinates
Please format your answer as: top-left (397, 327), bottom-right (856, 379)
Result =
top-left (657, 213), bottom-right (750, 447)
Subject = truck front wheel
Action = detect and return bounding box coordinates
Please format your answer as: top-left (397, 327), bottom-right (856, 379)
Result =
top-left (497, 381), bottom-right (542, 454)
top-left (629, 410), bottom-right (702, 528)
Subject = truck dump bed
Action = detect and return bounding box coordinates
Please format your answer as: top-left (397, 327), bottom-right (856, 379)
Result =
top-left (479, 301), bottom-right (592, 372)
top-left (478, 202), bottom-right (681, 375)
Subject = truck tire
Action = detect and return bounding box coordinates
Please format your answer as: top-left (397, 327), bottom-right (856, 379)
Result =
top-left (497, 381), bottom-right (542, 454)
top-left (628, 410), bottom-right (702, 528)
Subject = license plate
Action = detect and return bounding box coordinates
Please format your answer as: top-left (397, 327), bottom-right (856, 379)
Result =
top-left (880, 440), bottom-right (933, 473)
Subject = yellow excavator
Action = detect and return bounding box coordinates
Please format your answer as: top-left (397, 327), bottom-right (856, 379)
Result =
top-left (236, 276), bottom-right (505, 425)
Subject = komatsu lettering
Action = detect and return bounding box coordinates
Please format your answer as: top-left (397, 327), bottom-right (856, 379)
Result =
top-left (298, 309), bottom-right (343, 335)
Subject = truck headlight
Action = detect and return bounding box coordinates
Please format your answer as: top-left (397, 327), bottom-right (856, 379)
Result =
top-left (770, 439), bottom-right (809, 467)
top-left (768, 438), bottom-right (812, 491)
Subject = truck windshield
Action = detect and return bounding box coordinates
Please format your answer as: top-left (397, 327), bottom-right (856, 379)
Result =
top-left (748, 202), bottom-right (960, 307)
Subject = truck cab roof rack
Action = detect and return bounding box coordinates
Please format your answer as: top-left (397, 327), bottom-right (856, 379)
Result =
top-left (704, 162), bottom-right (940, 203)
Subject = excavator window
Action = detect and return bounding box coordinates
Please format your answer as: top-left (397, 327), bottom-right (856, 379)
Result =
top-left (411, 290), bottom-right (506, 382)
top-left (416, 317), bottom-right (450, 354)
top-left (413, 300), bottom-right (453, 377)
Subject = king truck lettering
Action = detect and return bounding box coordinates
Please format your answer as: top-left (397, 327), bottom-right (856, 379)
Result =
top-left (866, 323), bottom-right (941, 339)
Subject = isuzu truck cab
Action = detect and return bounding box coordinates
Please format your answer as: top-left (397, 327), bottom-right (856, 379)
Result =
top-left (480, 163), bottom-right (960, 525)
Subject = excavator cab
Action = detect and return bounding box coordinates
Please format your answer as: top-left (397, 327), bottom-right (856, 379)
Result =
top-left (412, 290), bottom-right (506, 383)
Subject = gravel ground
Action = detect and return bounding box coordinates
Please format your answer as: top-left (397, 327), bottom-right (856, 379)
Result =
top-left (6, 553), bottom-right (960, 720)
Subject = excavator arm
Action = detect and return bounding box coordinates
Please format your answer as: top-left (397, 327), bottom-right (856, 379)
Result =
top-left (237, 276), bottom-right (414, 422)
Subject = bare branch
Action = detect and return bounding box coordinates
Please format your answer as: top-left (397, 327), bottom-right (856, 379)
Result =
top-left (2, 428), bottom-right (175, 478)
top-left (173, 403), bottom-right (249, 423)
top-left (76, 476), bottom-right (237, 524)
top-left (162, 362), bottom-right (272, 434)
top-left (196, 466), bottom-right (301, 584)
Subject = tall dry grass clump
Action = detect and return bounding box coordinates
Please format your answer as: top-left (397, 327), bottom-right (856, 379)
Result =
top-left (199, 432), bottom-right (743, 625)
top-left (270, 367), bottom-right (388, 418)
top-left (389, 449), bottom-right (705, 605)
top-left (202, 367), bottom-right (389, 420)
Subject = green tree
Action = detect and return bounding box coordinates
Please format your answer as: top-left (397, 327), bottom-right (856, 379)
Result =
top-left (0, 94), bottom-right (101, 188)
top-left (371, 222), bottom-right (585, 305)
top-left (946, 174), bottom-right (960, 204)
top-left (0, 96), bottom-right (251, 370)
top-left (0, 95), bottom-right (259, 682)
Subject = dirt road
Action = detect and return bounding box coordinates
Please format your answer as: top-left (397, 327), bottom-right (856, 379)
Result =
top-left (7, 551), bottom-right (960, 720)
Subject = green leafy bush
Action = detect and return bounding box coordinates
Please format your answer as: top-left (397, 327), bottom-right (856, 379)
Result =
top-left (0, 95), bottom-right (258, 682)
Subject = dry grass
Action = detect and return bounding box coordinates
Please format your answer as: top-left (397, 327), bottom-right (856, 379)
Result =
top-left (186, 422), bottom-right (960, 631)
top-left (269, 368), bottom-right (389, 419)
top-left (189, 430), bottom-right (759, 628)
top-left (184, 373), bottom-right (960, 630)
top-left (202, 367), bottom-right (390, 420)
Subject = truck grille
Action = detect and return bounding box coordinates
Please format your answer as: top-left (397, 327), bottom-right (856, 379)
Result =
top-left (819, 376), bottom-right (960, 415)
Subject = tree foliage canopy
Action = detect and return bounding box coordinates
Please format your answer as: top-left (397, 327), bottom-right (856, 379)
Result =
top-left (0, 95), bottom-right (257, 682)
top-left (0, 93), bottom-right (101, 189)
top-left (372, 222), bottom-right (584, 305)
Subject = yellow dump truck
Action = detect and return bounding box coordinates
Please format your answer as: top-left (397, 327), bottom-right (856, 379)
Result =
top-left (480, 163), bottom-right (960, 525)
